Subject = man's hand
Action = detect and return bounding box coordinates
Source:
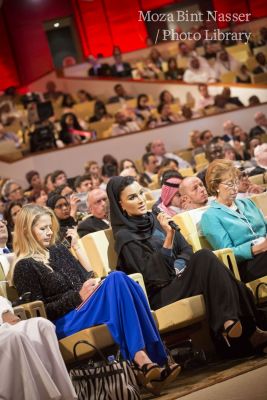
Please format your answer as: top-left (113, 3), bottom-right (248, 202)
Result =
top-left (2, 311), bottom-right (21, 325)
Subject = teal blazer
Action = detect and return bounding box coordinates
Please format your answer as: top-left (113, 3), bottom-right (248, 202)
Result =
top-left (200, 199), bottom-right (267, 262)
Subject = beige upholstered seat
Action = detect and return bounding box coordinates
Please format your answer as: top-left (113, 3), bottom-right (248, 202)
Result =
top-left (80, 229), bottom-right (206, 334)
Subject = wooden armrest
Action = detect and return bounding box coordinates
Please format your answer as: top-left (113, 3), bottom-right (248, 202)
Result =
top-left (20, 300), bottom-right (47, 319)
top-left (213, 248), bottom-right (241, 281)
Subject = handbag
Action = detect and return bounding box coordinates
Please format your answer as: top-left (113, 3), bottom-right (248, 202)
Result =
top-left (255, 282), bottom-right (267, 330)
top-left (69, 340), bottom-right (140, 400)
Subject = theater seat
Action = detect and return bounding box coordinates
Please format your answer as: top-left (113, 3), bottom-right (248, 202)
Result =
top-left (80, 229), bottom-right (206, 334)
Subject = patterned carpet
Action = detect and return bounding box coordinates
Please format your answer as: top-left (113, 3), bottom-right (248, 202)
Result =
top-left (141, 355), bottom-right (267, 399)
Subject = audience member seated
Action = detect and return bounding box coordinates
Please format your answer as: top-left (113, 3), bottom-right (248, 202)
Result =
top-left (135, 58), bottom-right (161, 79)
top-left (50, 170), bottom-right (68, 188)
top-left (156, 104), bottom-right (182, 125)
top-left (111, 54), bottom-right (132, 78)
top-left (179, 177), bottom-right (209, 211)
top-left (111, 111), bottom-right (140, 136)
top-left (1, 180), bottom-right (25, 204)
top-left (237, 171), bottom-right (264, 198)
top-left (0, 218), bottom-right (10, 256)
top-left (107, 176), bottom-right (267, 354)
top-left (28, 189), bottom-right (48, 207)
top-left (87, 55), bottom-right (110, 77)
top-left (100, 164), bottom-right (118, 190)
top-left (61, 93), bottom-right (76, 111)
top-left (222, 119), bottom-right (235, 142)
top-left (13, 204), bottom-right (180, 396)
top-left (77, 188), bottom-right (109, 237)
top-left (119, 158), bottom-right (136, 173)
top-left (0, 123), bottom-right (21, 147)
top-left (248, 95), bottom-right (261, 107)
top-left (108, 84), bottom-right (134, 104)
top-left (150, 139), bottom-right (191, 169)
top-left (53, 184), bottom-right (74, 199)
top-left (176, 42), bottom-right (197, 68)
top-left (84, 160), bottom-right (102, 188)
top-left (195, 84), bottom-right (214, 110)
top-left (47, 195), bottom-right (77, 242)
top-left (236, 65), bottom-right (252, 84)
top-left (253, 52), bottom-right (267, 74)
top-left (89, 100), bottom-right (112, 123)
top-left (24, 170), bottom-right (42, 195)
top-left (221, 87), bottom-right (244, 108)
top-left (77, 89), bottom-right (94, 102)
top-left (139, 152), bottom-right (158, 188)
top-left (156, 177), bottom-right (183, 216)
top-left (197, 139), bottom-right (225, 187)
top-left (59, 112), bottom-right (85, 145)
top-left (200, 159), bottom-right (267, 283)
top-left (183, 57), bottom-right (217, 83)
top-left (213, 50), bottom-right (241, 79)
top-left (43, 173), bottom-right (55, 194)
top-left (30, 120), bottom-right (57, 153)
top-left (249, 112), bottom-right (267, 138)
top-left (249, 143), bottom-right (267, 176)
top-left (149, 48), bottom-right (164, 70)
top-left (43, 81), bottom-right (63, 102)
top-left (246, 136), bottom-right (262, 163)
top-left (74, 174), bottom-right (92, 193)
top-left (165, 57), bottom-right (184, 80)
top-left (0, 297), bottom-right (76, 400)
top-left (4, 200), bottom-right (23, 250)
top-left (135, 94), bottom-right (154, 122)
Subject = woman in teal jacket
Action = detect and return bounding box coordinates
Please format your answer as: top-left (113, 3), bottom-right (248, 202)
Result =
top-left (200, 160), bottom-right (267, 282)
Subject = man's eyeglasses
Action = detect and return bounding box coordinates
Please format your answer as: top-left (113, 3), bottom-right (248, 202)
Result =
top-left (220, 180), bottom-right (239, 189)
top-left (54, 202), bottom-right (70, 210)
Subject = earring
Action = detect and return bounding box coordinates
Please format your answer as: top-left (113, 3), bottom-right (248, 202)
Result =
top-left (217, 190), bottom-right (219, 193)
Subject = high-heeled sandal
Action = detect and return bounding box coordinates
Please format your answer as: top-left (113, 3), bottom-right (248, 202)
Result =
top-left (144, 363), bottom-right (181, 396)
top-left (222, 320), bottom-right (242, 347)
top-left (134, 362), bottom-right (161, 385)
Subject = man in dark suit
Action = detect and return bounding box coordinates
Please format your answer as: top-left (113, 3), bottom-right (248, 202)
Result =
top-left (77, 188), bottom-right (109, 238)
top-left (249, 112), bottom-right (267, 139)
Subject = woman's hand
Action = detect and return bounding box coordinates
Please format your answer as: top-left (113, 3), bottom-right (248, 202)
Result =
top-left (157, 212), bottom-right (173, 235)
top-left (66, 226), bottom-right (79, 248)
top-left (79, 279), bottom-right (99, 301)
top-left (252, 237), bottom-right (267, 256)
top-left (69, 194), bottom-right (80, 219)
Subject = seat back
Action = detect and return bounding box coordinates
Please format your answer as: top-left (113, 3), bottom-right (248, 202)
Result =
top-left (179, 167), bottom-right (194, 177)
top-left (248, 174), bottom-right (264, 185)
top-left (250, 192), bottom-right (267, 217)
top-left (81, 229), bottom-right (117, 277)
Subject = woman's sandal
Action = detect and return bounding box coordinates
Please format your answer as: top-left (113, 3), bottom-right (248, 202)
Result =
top-left (144, 363), bottom-right (181, 396)
top-left (222, 320), bottom-right (242, 347)
top-left (134, 362), bottom-right (161, 386)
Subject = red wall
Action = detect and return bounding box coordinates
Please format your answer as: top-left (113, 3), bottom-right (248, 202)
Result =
top-left (2, 0), bottom-right (73, 86)
top-left (0, 11), bottom-right (19, 91)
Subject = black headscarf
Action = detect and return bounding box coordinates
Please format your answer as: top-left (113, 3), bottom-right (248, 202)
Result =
top-left (107, 176), bottom-right (156, 253)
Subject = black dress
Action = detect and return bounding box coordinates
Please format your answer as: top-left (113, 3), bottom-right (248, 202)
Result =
top-left (107, 176), bottom-right (257, 336)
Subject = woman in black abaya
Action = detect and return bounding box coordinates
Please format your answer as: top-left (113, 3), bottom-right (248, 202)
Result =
top-left (107, 176), bottom-right (267, 352)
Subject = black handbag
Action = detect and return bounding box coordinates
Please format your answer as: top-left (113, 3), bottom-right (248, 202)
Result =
top-left (69, 340), bottom-right (140, 400)
top-left (255, 283), bottom-right (267, 330)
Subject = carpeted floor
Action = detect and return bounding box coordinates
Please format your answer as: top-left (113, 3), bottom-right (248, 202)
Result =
top-left (141, 355), bottom-right (267, 399)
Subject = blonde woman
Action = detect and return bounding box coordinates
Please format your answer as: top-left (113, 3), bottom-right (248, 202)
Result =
top-left (200, 159), bottom-right (267, 283)
top-left (12, 204), bottom-right (180, 394)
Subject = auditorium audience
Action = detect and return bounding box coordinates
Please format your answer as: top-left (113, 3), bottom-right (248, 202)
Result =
top-left (135, 94), bottom-right (154, 122)
top-left (221, 87), bottom-right (244, 108)
top-left (107, 176), bottom-right (267, 354)
top-left (77, 189), bottom-right (109, 237)
top-left (249, 143), bottom-right (267, 176)
top-left (59, 113), bottom-right (83, 145)
top-left (44, 173), bottom-right (55, 194)
top-left (111, 111), bottom-right (140, 136)
top-left (3, 201), bottom-right (23, 250)
top-left (253, 52), bottom-right (267, 74)
top-left (213, 50), bottom-right (241, 79)
top-left (111, 54), bottom-right (132, 78)
top-left (236, 65), bottom-right (252, 84)
top-left (195, 84), bottom-right (214, 110)
top-left (0, 218), bottom-right (10, 255)
top-left (76, 89), bottom-right (94, 103)
top-left (139, 152), bottom-right (158, 188)
top-left (156, 176), bottom-right (183, 216)
top-left (165, 57), bottom-right (184, 80)
top-left (183, 57), bottom-right (217, 83)
top-left (200, 159), bottom-right (267, 283)
top-left (237, 171), bottom-right (264, 198)
top-left (12, 204), bottom-right (180, 396)
top-left (1, 180), bottom-right (25, 204)
top-left (25, 170), bottom-right (42, 194)
top-left (74, 174), bottom-right (92, 193)
top-left (0, 123), bottom-right (21, 147)
top-left (0, 296), bottom-right (77, 400)
top-left (43, 81), bottom-right (63, 102)
top-left (50, 170), bottom-right (68, 188)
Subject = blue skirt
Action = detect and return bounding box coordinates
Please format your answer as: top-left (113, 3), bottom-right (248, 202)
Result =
top-left (54, 271), bottom-right (167, 365)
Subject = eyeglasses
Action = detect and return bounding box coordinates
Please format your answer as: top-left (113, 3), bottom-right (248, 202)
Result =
top-left (54, 202), bottom-right (70, 210)
top-left (8, 186), bottom-right (22, 195)
top-left (220, 180), bottom-right (239, 189)
top-left (0, 219), bottom-right (7, 226)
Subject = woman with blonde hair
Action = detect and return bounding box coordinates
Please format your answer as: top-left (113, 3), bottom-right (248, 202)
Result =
top-left (12, 204), bottom-right (181, 395)
top-left (200, 159), bottom-right (267, 283)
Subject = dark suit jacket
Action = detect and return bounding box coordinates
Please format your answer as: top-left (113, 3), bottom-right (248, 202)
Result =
top-left (77, 216), bottom-right (109, 238)
top-left (248, 166), bottom-right (266, 177)
top-left (249, 125), bottom-right (265, 139)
